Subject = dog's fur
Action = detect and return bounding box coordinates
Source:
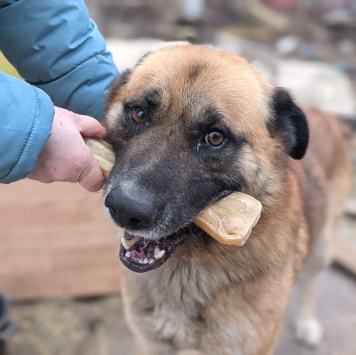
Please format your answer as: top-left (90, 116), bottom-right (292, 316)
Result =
top-left (103, 44), bottom-right (349, 355)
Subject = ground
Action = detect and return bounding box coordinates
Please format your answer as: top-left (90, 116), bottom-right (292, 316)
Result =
top-left (4, 264), bottom-right (356, 355)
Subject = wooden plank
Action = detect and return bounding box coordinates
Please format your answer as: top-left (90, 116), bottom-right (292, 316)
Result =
top-left (1, 180), bottom-right (354, 300)
top-left (0, 179), bottom-right (121, 301)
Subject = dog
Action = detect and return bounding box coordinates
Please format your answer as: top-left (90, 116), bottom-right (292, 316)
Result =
top-left (102, 44), bottom-right (349, 355)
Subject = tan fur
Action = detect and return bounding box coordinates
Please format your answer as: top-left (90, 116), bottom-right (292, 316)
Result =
top-left (294, 109), bottom-right (350, 346)
top-left (104, 45), bottom-right (349, 355)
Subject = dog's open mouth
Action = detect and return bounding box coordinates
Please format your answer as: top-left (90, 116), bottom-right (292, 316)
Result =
top-left (119, 224), bottom-right (200, 273)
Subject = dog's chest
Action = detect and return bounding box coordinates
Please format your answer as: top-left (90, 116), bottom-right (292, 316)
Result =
top-left (129, 261), bottom-right (222, 347)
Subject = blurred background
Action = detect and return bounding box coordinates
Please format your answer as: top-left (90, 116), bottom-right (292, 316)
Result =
top-left (0, 0), bottom-right (356, 354)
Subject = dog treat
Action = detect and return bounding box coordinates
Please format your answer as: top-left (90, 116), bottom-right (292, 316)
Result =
top-left (85, 138), bottom-right (115, 178)
top-left (194, 192), bottom-right (262, 246)
top-left (86, 138), bottom-right (262, 246)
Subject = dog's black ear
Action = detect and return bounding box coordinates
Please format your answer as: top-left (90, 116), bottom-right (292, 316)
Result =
top-left (268, 87), bottom-right (309, 160)
top-left (110, 69), bottom-right (132, 91)
top-left (105, 69), bottom-right (132, 109)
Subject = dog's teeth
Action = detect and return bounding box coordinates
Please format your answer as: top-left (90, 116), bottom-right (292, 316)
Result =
top-left (149, 259), bottom-right (154, 264)
top-left (125, 251), bottom-right (131, 258)
top-left (154, 248), bottom-right (166, 260)
top-left (143, 258), bottom-right (149, 264)
top-left (121, 236), bottom-right (136, 250)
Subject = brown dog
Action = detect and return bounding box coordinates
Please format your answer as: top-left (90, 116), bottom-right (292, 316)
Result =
top-left (102, 44), bottom-right (349, 355)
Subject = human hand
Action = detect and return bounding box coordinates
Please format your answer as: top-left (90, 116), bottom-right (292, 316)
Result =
top-left (28, 106), bottom-right (107, 192)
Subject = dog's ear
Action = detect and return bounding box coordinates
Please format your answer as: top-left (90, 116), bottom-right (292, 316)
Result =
top-left (105, 51), bottom-right (153, 109)
top-left (268, 87), bottom-right (309, 160)
top-left (105, 69), bottom-right (132, 111)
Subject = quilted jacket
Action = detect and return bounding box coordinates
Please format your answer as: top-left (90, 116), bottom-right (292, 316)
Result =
top-left (0, 0), bottom-right (118, 183)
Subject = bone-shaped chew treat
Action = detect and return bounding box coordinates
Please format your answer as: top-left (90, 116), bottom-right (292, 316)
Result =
top-left (85, 138), bottom-right (262, 246)
top-left (85, 138), bottom-right (115, 178)
top-left (193, 192), bottom-right (262, 246)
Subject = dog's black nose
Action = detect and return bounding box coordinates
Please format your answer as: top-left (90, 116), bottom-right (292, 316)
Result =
top-left (105, 185), bottom-right (159, 230)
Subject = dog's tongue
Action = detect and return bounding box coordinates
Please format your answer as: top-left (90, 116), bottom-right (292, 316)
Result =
top-left (119, 226), bottom-right (195, 273)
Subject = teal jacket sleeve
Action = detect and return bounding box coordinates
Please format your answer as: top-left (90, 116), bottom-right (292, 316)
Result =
top-left (0, 72), bottom-right (54, 183)
top-left (0, 0), bottom-right (119, 183)
top-left (0, 0), bottom-right (118, 120)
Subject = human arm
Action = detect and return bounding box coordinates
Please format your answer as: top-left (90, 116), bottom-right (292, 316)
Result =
top-left (0, 73), bottom-right (106, 190)
top-left (0, 72), bottom-right (53, 183)
top-left (0, 0), bottom-right (118, 187)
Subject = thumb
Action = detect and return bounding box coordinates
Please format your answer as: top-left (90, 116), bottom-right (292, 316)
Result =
top-left (78, 149), bottom-right (106, 192)
top-left (70, 111), bottom-right (107, 139)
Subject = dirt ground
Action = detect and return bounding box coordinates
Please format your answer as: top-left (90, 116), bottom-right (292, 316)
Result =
top-left (4, 264), bottom-right (356, 355)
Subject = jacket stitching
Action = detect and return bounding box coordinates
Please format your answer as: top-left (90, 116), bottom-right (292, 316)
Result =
top-left (2, 86), bottom-right (40, 179)
top-left (27, 49), bottom-right (107, 86)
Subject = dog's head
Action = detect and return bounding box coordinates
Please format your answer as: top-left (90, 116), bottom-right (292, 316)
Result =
top-left (103, 44), bottom-right (309, 273)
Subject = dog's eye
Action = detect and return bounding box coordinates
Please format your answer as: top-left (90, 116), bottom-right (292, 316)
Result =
top-left (205, 131), bottom-right (225, 147)
top-left (131, 107), bottom-right (146, 124)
